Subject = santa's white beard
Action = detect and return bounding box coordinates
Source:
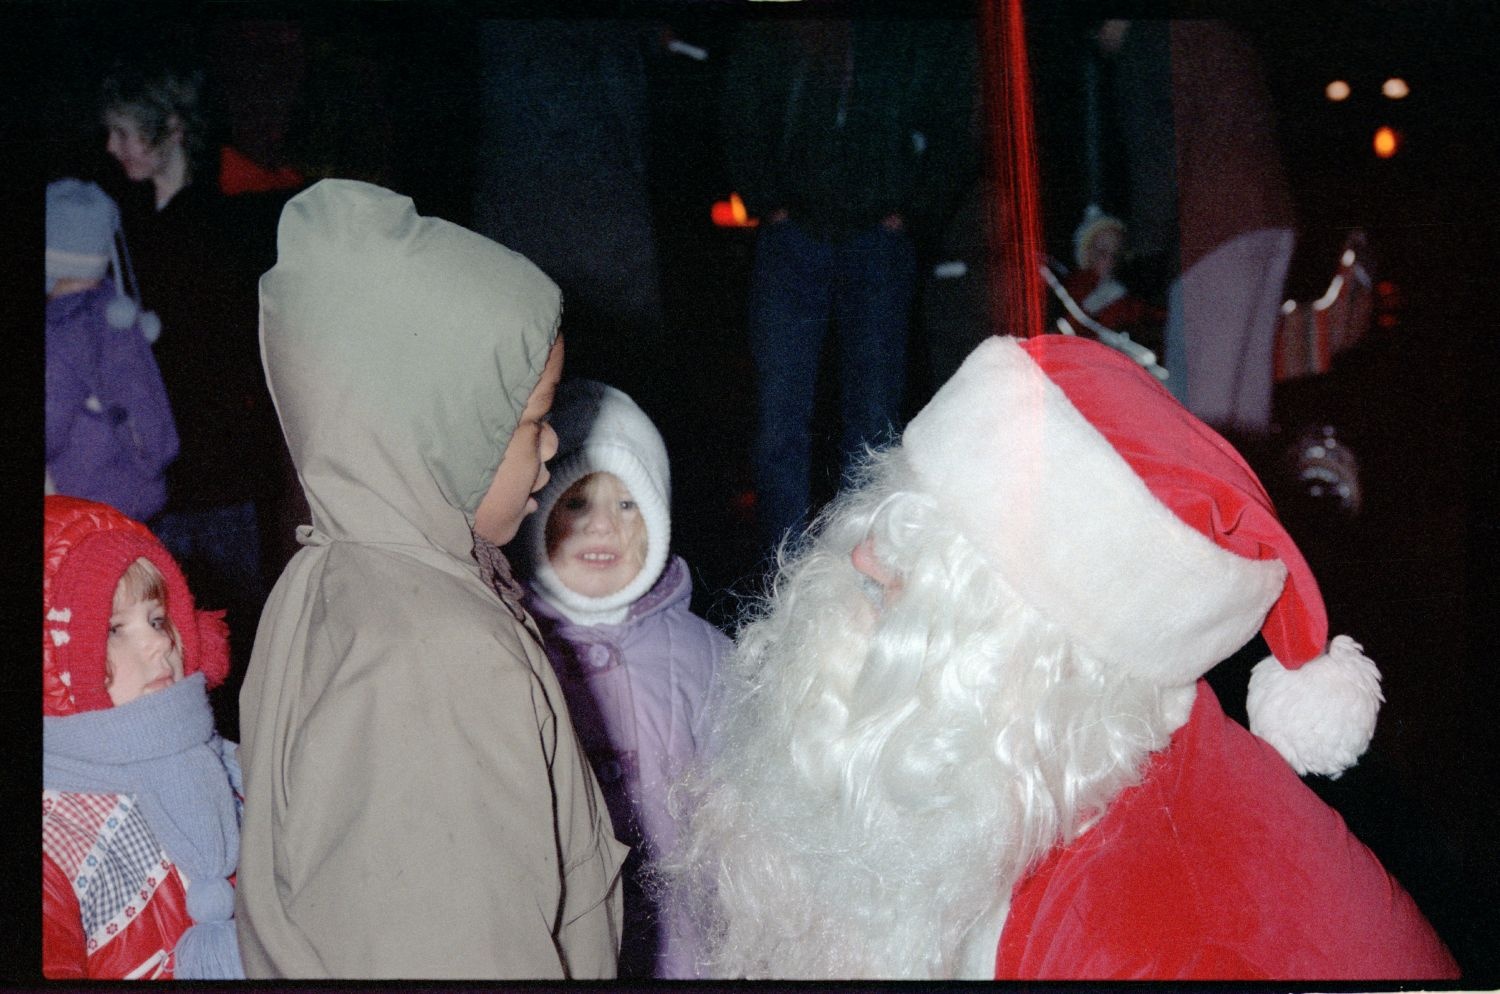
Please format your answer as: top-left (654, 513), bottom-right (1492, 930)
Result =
top-left (669, 448), bottom-right (1184, 979)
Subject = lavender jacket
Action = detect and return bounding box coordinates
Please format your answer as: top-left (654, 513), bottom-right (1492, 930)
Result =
top-left (46, 285), bottom-right (178, 521)
top-left (526, 555), bottom-right (729, 979)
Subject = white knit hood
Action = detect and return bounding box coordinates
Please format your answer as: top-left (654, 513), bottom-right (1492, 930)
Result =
top-left (515, 379), bottom-right (671, 625)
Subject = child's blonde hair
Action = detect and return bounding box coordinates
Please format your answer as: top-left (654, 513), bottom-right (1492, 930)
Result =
top-left (113, 556), bottom-right (182, 652)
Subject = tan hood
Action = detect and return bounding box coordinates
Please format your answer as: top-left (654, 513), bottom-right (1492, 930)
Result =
top-left (259, 179), bottom-right (560, 562)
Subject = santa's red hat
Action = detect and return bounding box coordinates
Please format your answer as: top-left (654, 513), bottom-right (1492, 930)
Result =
top-left (902, 334), bottom-right (1381, 777)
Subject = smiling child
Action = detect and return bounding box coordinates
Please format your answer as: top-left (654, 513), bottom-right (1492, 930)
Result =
top-left (515, 379), bottom-right (730, 978)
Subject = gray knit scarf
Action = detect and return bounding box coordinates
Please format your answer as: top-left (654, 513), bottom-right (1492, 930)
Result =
top-left (43, 673), bottom-right (244, 979)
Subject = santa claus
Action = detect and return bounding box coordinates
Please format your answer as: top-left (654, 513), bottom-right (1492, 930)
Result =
top-left (671, 334), bottom-right (1459, 980)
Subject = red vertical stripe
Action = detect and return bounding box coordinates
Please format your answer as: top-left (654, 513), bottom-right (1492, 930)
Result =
top-left (979, 0), bottom-right (1045, 340)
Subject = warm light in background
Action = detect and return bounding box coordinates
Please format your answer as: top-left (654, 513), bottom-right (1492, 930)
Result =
top-left (1326, 79), bottom-right (1351, 101)
top-left (1382, 77), bottom-right (1410, 99)
top-left (711, 191), bottom-right (758, 228)
top-left (1373, 126), bottom-right (1399, 158)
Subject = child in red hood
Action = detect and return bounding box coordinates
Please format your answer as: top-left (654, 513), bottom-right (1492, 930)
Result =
top-left (42, 495), bottom-right (243, 979)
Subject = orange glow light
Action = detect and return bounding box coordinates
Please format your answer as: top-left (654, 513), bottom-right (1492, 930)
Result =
top-left (1325, 79), bottom-right (1351, 101)
top-left (1373, 126), bottom-right (1399, 158)
top-left (711, 191), bottom-right (758, 228)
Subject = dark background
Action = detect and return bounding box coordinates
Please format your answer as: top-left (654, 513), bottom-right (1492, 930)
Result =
top-left (14, 0), bottom-right (1499, 983)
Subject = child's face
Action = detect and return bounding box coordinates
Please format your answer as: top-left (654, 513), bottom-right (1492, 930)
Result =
top-left (475, 335), bottom-right (565, 545)
top-left (105, 569), bottom-right (183, 707)
top-left (1086, 226), bottom-right (1124, 276)
top-left (545, 472), bottom-right (649, 599)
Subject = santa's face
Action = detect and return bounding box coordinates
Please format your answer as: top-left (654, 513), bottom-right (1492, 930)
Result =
top-left (674, 447), bottom-right (1182, 979)
top-left (676, 456), bottom-right (1027, 978)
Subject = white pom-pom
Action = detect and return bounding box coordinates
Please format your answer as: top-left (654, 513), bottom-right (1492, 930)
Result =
top-left (138, 309), bottom-right (162, 343)
top-left (105, 294), bottom-right (139, 329)
top-left (1246, 635), bottom-right (1383, 779)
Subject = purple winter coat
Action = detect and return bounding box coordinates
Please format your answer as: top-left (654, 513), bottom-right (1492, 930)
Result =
top-left (46, 285), bottom-right (179, 522)
top-left (526, 555), bottom-right (729, 979)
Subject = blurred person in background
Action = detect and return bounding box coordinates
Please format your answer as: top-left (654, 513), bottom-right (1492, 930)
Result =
top-left (99, 49), bottom-right (279, 730)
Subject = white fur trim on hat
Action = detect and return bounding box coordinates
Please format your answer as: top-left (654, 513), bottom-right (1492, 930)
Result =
top-left (520, 380), bottom-right (671, 626)
top-left (1247, 635), bottom-right (1382, 778)
top-left (902, 336), bottom-right (1286, 687)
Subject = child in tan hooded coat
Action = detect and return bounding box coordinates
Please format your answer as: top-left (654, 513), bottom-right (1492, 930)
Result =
top-left (235, 179), bottom-right (624, 978)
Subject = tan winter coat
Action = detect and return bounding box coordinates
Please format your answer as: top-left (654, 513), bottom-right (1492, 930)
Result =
top-left (235, 180), bottom-right (625, 978)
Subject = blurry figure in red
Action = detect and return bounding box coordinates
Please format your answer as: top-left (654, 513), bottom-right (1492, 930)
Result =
top-left (1059, 205), bottom-right (1166, 343)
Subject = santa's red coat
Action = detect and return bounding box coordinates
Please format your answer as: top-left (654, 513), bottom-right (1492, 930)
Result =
top-left (995, 681), bottom-right (1459, 980)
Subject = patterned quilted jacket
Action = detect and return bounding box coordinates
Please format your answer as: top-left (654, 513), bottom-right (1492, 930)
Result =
top-left (41, 496), bottom-right (234, 979)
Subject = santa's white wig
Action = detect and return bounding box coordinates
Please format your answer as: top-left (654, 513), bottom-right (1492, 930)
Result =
top-left (668, 444), bottom-right (1185, 979)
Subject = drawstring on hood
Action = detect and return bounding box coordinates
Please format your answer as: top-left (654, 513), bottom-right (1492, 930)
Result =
top-left (474, 530), bottom-right (529, 622)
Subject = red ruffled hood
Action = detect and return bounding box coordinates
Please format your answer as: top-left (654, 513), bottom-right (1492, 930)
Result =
top-left (43, 495), bottom-right (229, 716)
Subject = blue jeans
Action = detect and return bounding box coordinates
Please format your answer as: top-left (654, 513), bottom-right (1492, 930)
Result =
top-left (748, 218), bottom-right (916, 546)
